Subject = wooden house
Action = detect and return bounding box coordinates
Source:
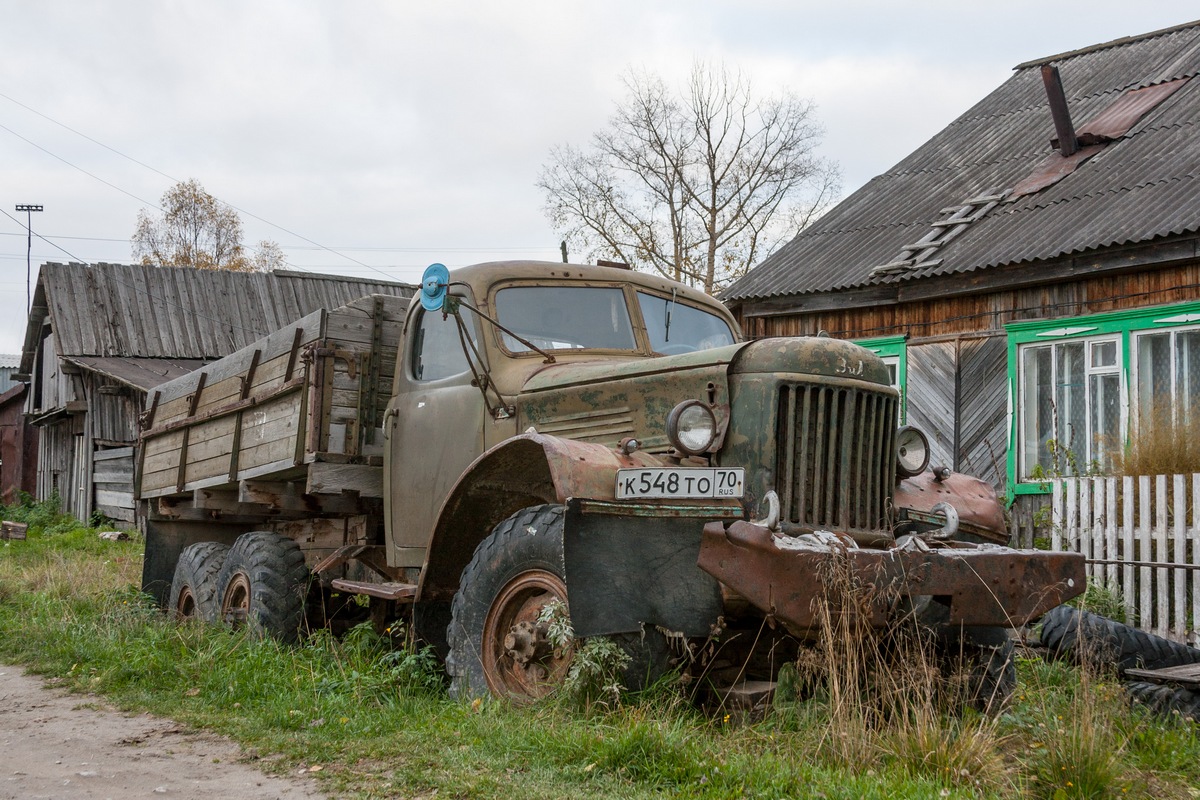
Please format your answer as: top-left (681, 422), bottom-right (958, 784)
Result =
top-left (723, 20), bottom-right (1200, 519)
top-left (0, 381), bottom-right (36, 504)
top-left (16, 262), bottom-right (413, 524)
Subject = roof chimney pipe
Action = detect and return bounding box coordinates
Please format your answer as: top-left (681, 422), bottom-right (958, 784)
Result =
top-left (1041, 65), bottom-right (1080, 157)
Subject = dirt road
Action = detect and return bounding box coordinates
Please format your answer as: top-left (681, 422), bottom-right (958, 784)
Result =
top-left (0, 667), bottom-right (326, 799)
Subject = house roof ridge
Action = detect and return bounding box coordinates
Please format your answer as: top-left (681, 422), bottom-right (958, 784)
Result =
top-left (1015, 19), bottom-right (1200, 71)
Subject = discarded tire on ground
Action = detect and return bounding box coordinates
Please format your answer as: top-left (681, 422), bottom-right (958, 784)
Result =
top-left (217, 531), bottom-right (309, 643)
top-left (169, 541), bottom-right (230, 623)
top-left (1127, 681), bottom-right (1200, 721)
top-left (1038, 605), bottom-right (1200, 674)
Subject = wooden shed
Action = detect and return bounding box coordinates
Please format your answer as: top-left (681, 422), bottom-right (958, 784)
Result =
top-left (16, 262), bottom-right (413, 524)
top-left (723, 20), bottom-right (1200, 517)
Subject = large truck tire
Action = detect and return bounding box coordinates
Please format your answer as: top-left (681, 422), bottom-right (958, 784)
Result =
top-left (1126, 681), bottom-right (1200, 720)
top-left (217, 531), bottom-right (309, 644)
top-left (1039, 605), bottom-right (1200, 674)
top-left (446, 504), bottom-right (670, 702)
top-left (169, 542), bottom-right (230, 623)
top-left (912, 600), bottom-right (1016, 713)
top-left (447, 505), bottom-right (574, 702)
top-left (955, 626), bottom-right (1016, 714)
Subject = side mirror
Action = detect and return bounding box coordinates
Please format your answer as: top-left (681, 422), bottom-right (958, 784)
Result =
top-left (420, 263), bottom-right (450, 312)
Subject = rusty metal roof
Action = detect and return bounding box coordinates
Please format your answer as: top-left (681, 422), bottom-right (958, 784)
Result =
top-left (724, 20), bottom-right (1200, 305)
top-left (20, 263), bottom-right (414, 377)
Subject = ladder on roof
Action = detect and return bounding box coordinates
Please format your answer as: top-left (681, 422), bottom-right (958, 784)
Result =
top-left (869, 189), bottom-right (1008, 278)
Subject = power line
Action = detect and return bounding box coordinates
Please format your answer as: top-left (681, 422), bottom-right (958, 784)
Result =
top-left (0, 93), bottom-right (401, 282)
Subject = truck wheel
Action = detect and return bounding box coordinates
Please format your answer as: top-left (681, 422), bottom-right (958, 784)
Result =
top-left (952, 626), bottom-right (1016, 714)
top-left (910, 601), bottom-right (1016, 713)
top-left (169, 542), bottom-right (229, 623)
top-left (447, 505), bottom-right (573, 702)
top-left (217, 531), bottom-right (309, 643)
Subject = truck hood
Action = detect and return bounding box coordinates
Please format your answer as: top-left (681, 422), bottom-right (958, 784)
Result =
top-left (729, 337), bottom-right (892, 386)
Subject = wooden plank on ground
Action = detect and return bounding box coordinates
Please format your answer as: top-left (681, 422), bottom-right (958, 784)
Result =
top-left (1126, 662), bottom-right (1200, 687)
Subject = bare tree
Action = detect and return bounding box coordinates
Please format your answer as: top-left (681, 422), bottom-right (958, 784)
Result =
top-left (539, 63), bottom-right (840, 295)
top-left (132, 179), bottom-right (285, 271)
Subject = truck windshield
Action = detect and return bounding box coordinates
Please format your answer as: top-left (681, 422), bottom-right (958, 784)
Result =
top-left (636, 291), bottom-right (736, 354)
top-left (494, 286), bottom-right (637, 352)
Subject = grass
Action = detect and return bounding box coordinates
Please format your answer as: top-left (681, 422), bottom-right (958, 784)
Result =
top-left (1118, 412), bottom-right (1200, 477)
top-left (3, 498), bottom-right (1200, 798)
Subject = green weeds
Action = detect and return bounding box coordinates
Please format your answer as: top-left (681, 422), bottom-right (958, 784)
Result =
top-left (3, 508), bottom-right (1200, 798)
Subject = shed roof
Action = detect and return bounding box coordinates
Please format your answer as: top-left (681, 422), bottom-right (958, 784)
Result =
top-left (724, 19), bottom-right (1200, 305)
top-left (20, 263), bottom-right (414, 378)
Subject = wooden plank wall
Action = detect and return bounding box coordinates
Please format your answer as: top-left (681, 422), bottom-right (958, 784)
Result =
top-left (905, 342), bottom-right (956, 472)
top-left (140, 313), bottom-right (322, 497)
top-left (140, 294), bottom-right (408, 498)
top-left (957, 336), bottom-right (1008, 486)
top-left (323, 295), bottom-right (406, 458)
top-left (740, 261), bottom-right (1200, 343)
top-left (36, 421), bottom-right (71, 504)
top-left (93, 446), bottom-right (134, 523)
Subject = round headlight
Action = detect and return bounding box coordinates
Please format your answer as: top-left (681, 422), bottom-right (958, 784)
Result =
top-left (896, 426), bottom-right (931, 477)
top-left (667, 400), bottom-right (717, 455)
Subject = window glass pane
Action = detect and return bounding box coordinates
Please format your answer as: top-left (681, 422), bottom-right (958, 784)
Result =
top-left (1091, 340), bottom-right (1117, 369)
top-left (495, 286), bottom-right (636, 351)
top-left (1021, 345), bottom-right (1053, 476)
top-left (1137, 332), bottom-right (1171, 427)
top-left (412, 309), bottom-right (472, 381)
top-left (1089, 372), bottom-right (1121, 472)
top-left (636, 292), bottom-right (735, 354)
top-left (1056, 341), bottom-right (1086, 475)
top-left (1176, 330), bottom-right (1200, 427)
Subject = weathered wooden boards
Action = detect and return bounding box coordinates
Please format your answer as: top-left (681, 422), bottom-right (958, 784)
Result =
top-left (0, 520), bottom-right (27, 540)
top-left (138, 294), bottom-right (408, 502)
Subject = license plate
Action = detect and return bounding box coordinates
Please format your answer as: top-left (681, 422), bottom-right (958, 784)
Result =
top-left (615, 467), bottom-right (745, 499)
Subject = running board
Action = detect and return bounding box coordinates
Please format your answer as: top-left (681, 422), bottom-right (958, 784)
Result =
top-left (329, 579), bottom-right (417, 602)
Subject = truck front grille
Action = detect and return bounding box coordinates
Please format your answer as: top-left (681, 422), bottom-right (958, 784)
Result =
top-left (775, 383), bottom-right (897, 536)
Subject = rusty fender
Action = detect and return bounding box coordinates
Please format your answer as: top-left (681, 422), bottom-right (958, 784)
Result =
top-left (894, 470), bottom-right (1008, 544)
top-left (698, 519), bottom-right (1086, 632)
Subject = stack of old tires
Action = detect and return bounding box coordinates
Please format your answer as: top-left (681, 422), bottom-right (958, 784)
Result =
top-left (1038, 605), bottom-right (1200, 719)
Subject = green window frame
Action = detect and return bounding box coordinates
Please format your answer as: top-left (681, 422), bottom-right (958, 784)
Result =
top-left (1006, 300), bottom-right (1200, 496)
top-left (854, 334), bottom-right (908, 425)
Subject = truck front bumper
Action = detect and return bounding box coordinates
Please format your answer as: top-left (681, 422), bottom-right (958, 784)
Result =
top-left (698, 520), bottom-right (1085, 632)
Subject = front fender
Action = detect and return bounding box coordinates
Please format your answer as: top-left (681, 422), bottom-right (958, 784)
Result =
top-left (893, 470), bottom-right (1008, 544)
top-left (418, 432), bottom-right (682, 601)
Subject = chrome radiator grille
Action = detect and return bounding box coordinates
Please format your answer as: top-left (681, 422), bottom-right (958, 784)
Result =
top-left (775, 383), bottom-right (897, 536)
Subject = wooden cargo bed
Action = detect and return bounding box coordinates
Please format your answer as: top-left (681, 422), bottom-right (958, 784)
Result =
top-left (138, 294), bottom-right (407, 513)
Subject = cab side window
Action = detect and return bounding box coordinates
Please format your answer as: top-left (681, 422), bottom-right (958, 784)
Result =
top-left (411, 309), bottom-right (471, 381)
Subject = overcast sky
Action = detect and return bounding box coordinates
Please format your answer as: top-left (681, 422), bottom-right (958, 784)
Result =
top-left (1, 2), bottom-right (1196, 355)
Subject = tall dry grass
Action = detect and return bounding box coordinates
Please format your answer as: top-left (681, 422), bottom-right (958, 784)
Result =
top-left (1118, 410), bottom-right (1200, 477)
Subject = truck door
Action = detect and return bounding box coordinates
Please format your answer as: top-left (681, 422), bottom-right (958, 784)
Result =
top-left (384, 302), bottom-right (486, 567)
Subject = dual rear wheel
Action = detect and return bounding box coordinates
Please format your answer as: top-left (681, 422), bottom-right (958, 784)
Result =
top-left (168, 531), bottom-right (309, 642)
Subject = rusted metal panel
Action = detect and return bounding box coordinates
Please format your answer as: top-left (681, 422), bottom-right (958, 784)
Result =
top-left (1075, 77), bottom-right (1190, 142)
top-left (698, 519), bottom-right (1085, 632)
top-left (894, 470), bottom-right (1008, 543)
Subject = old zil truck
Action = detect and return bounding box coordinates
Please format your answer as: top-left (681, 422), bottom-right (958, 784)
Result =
top-left (139, 260), bottom-right (1084, 705)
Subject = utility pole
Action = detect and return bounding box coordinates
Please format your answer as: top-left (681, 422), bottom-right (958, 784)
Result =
top-left (16, 204), bottom-right (42, 313)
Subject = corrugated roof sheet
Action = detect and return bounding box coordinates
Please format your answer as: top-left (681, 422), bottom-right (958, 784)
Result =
top-left (21, 263), bottom-right (414, 375)
top-left (725, 20), bottom-right (1200, 303)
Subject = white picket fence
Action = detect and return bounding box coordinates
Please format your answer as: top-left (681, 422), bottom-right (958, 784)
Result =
top-left (1050, 475), bottom-right (1200, 644)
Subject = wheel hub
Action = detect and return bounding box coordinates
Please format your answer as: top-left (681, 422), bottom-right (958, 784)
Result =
top-left (481, 569), bottom-right (574, 701)
top-left (503, 620), bottom-right (555, 666)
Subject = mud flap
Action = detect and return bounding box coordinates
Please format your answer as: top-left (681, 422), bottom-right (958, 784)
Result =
top-left (562, 498), bottom-right (726, 638)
